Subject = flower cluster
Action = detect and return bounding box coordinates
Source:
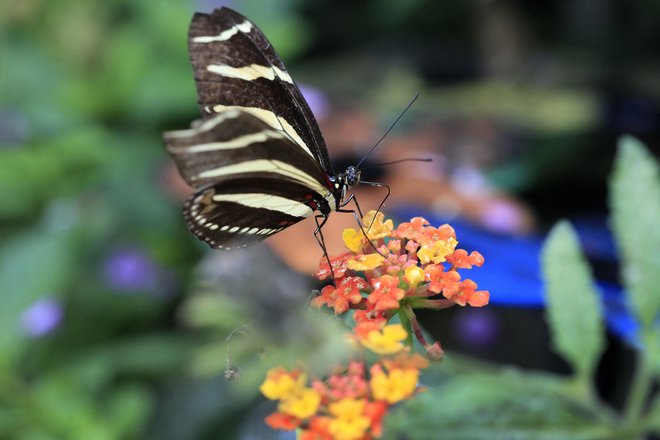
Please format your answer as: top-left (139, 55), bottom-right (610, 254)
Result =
top-left (312, 211), bottom-right (489, 356)
top-left (261, 324), bottom-right (429, 440)
top-left (261, 211), bottom-right (489, 439)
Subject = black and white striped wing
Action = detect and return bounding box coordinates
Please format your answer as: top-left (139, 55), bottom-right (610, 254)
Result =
top-left (164, 8), bottom-right (339, 250)
top-left (164, 110), bottom-right (336, 249)
top-left (188, 8), bottom-right (333, 174)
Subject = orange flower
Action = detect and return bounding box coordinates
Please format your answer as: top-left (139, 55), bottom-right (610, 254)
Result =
top-left (446, 249), bottom-right (485, 268)
top-left (311, 277), bottom-right (367, 314)
top-left (367, 275), bottom-right (405, 312)
top-left (300, 416), bottom-right (333, 440)
top-left (418, 224), bottom-right (456, 246)
top-left (364, 400), bottom-right (388, 438)
top-left (395, 216), bottom-right (429, 240)
top-left (353, 309), bottom-right (387, 330)
top-left (424, 264), bottom-right (461, 294)
top-left (316, 253), bottom-right (351, 280)
top-left (443, 279), bottom-right (490, 307)
top-left (353, 319), bottom-right (384, 341)
top-left (265, 412), bottom-right (300, 431)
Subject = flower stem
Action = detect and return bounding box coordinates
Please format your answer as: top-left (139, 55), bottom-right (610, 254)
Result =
top-left (410, 298), bottom-right (455, 309)
top-left (401, 303), bottom-right (431, 348)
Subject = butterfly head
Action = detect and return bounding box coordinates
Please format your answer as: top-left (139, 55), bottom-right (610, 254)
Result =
top-left (341, 165), bottom-right (362, 188)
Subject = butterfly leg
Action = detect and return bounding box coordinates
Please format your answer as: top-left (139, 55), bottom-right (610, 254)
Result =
top-left (313, 214), bottom-right (336, 282)
top-left (358, 180), bottom-right (391, 233)
top-left (339, 193), bottom-right (364, 218)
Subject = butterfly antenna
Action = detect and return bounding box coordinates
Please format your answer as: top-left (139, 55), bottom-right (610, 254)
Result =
top-left (355, 92), bottom-right (420, 169)
top-left (362, 157), bottom-right (433, 169)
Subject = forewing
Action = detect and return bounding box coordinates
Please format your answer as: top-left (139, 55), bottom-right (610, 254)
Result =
top-left (164, 111), bottom-right (331, 193)
top-left (187, 8), bottom-right (333, 173)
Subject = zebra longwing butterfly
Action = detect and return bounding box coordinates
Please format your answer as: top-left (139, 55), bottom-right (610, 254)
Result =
top-left (164, 7), bottom-right (360, 250)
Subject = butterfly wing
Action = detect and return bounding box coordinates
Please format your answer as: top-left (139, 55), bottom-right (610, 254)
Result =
top-left (165, 8), bottom-right (341, 249)
top-left (188, 8), bottom-right (334, 174)
top-left (164, 110), bottom-right (337, 249)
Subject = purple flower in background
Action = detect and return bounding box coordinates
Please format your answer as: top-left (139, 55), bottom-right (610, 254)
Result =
top-left (103, 248), bottom-right (160, 292)
top-left (481, 201), bottom-right (524, 234)
top-left (20, 297), bottom-right (63, 337)
top-left (299, 84), bottom-right (329, 121)
top-left (451, 308), bottom-right (500, 348)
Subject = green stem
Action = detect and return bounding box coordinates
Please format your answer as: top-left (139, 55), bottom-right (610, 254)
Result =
top-left (401, 303), bottom-right (432, 349)
top-left (410, 298), bottom-right (455, 309)
top-left (398, 305), bottom-right (414, 346)
top-left (623, 330), bottom-right (656, 437)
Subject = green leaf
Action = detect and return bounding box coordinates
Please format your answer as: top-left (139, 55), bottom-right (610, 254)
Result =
top-left (647, 393), bottom-right (660, 433)
top-left (609, 136), bottom-right (660, 329)
top-left (384, 369), bottom-right (613, 439)
top-left (652, 330), bottom-right (660, 376)
top-left (541, 221), bottom-right (604, 380)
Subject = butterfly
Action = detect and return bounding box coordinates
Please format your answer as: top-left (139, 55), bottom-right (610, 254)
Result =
top-left (163, 7), bottom-right (364, 251)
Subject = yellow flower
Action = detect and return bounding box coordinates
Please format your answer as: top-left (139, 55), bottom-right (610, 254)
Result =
top-left (278, 387), bottom-right (321, 419)
top-left (347, 253), bottom-right (385, 271)
top-left (404, 265), bottom-right (425, 287)
top-left (259, 368), bottom-right (307, 400)
top-left (362, 210), bottom-right (394, 241)
top-left (417, 237), bottom-right (458, 264)
top-left (342, 228), bottom-right (365, 253)
top-left (370, 367), bottom-right (419, 404)
top-left (360, 324), bottom-right (408, 355)
top-left (327, 398), bottom-right (371, 440)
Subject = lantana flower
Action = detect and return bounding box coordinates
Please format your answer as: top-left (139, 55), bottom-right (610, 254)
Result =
top-left (313, 211), bottom-right (489, 328)
top-left (358, 324), bottom-right (408, 355)
top-left (262, 211), bottom-right (490, 439)
top-left (369, 364), bottom-right (420, 404)
top-left (311, 277), bottom-right (367, 314)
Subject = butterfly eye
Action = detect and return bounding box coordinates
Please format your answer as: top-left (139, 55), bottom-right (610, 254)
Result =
top-left (344, 166), bottom-right (361, 187)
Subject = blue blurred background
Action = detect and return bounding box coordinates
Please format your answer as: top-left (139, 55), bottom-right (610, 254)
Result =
top-left (1, 0), bottom-right (658, 438)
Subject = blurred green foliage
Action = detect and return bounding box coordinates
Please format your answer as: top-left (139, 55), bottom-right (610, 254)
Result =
top-left (0, 0), bottom-right (326, 437)
top-left (0, 0), bottom-right (202, 438)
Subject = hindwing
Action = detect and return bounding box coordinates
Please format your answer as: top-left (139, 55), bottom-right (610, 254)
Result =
top-left (164, 111), bottom-right (336, 249)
